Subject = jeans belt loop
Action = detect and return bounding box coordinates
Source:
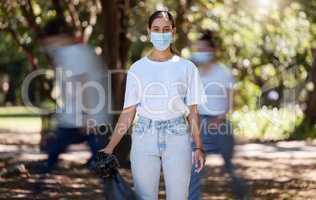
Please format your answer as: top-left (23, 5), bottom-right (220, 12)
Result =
top-left (147, 118), bottom-right (152, 129)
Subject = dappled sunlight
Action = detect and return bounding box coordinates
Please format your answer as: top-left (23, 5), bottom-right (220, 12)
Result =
top-left (1, 136), bottom-right (316, 199)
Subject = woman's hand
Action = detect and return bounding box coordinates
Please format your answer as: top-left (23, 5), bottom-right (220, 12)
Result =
top-left (193, 148), bottom-right (205, 173)
top-left (99, 145), bottom-right (114, 155)
top-left (99, 105), bottom-right (137, 155)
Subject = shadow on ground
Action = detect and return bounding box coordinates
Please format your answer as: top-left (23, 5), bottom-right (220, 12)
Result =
top-left (1, 132), bottom-right (316, 200)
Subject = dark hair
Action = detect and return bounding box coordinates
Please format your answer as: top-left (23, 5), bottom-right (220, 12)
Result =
top-left (39, 17), bottom-right (72, 38)
top-left (148, 10), bottom-right (178, 54)
top-left (198, 30), bottom-right (218, 48)
top-left (148, 10), bottom-right (175, 28)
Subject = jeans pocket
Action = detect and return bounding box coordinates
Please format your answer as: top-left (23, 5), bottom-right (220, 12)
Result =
top-left (168, 123), bottom-right (189, 136)
top-left (132, 122), bottom-right (145, 136)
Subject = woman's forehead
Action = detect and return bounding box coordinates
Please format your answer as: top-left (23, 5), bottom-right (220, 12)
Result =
top-left (151, 17), bottom-right (172, 28)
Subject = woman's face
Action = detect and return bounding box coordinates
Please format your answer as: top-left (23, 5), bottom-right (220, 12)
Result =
top-left (148, 17), bottom-right (176, 35)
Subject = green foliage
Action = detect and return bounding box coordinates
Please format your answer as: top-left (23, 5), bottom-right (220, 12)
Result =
top-left (193, 1), bottom-right (313, 109)
top-left (231, 105), bottom-right (304, 140)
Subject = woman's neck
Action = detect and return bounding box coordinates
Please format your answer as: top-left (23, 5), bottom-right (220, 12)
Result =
top-left (149, 48), bottom-right (174, 61)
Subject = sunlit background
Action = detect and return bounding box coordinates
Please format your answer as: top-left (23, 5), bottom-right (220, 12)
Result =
top-left (1, 0), bottom-right (314, 140)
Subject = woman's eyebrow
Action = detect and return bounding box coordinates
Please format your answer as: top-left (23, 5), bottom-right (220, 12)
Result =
top-left (151, 25), bottom-right (172, 28)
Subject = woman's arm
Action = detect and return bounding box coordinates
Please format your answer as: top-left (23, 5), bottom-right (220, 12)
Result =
top-left (188, 105), bottom-right (203, 148)
top-left (187, 105), bottom-right (205, 172)
top-left (101, 105), bottom-right (137, 154)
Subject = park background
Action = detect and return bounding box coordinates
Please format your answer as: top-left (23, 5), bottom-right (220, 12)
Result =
top-left (0, 0), bottom-right (316, 199)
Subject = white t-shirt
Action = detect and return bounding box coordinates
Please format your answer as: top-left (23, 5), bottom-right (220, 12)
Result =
top-left (50, 44), bottom-right (112, 128)
top-left (198, 63), bottom-right (235, 116)
top-left (123, 55), bottom-right (206, 120)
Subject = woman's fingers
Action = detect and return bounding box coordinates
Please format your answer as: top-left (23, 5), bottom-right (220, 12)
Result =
top-left (99, 146), bottom-right (113, 154)
top-left (196, 155), bottom-right (205, 173)
top-left (195, 152), bottom-right (199, 169)
top-left (193, 151), bottom-right (205, 173)
top-left (192, 151), bottom-right (205, 173)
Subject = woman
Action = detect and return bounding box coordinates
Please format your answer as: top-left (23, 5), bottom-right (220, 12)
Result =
top-left (101, 11), bottom-right (206, 200)
top-left (189, 31), bottom-right (249, 200)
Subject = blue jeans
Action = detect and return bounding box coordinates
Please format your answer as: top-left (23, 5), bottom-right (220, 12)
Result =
top-left (130, 115), bottom-right (192, 200)
top-left (189, 115), bottom-right (237, 200)
top-left (46, 127), bottom-right (106, 170)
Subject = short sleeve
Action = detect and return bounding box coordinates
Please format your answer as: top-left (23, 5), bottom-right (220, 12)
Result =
top-left (186, 63), bottom-right (207, 106)
top-left (123, 70), bottom-right (141, 109)
top-left (226, 72), bottom-right (235, 89)
top-left (220, 64), bottom-right (235, 89)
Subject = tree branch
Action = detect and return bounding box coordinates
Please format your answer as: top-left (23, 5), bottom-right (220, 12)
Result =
top-left (62, 0), bottom-right (83, 37)
top-left (82, 1), bottom-right (99, 42)
top-left (19, 0), bottom-right (40, 32)
top-left (3, 26), bottom-right (38, 71)
top-left (175, 0), bottom-right (193, 51)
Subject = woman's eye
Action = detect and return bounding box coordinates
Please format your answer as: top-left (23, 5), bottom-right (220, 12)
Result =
top-left (164, 28), bottom-right (171, 32)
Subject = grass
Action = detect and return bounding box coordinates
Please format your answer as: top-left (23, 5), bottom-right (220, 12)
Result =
top-left (0, 105), bottom-right (308, 140)
top-left (0, 106), bottom-right (42, 133)
top-left (0, 106), bottom-right (42, 115)
top-left (0, 117), bottom-right (41, 133)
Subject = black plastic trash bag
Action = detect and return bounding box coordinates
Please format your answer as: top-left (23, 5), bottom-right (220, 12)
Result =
top-left (93, 152), bottom-right (138, 200)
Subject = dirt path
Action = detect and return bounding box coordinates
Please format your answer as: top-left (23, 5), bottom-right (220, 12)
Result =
top-left (0, 132), bottom-right (316, 200)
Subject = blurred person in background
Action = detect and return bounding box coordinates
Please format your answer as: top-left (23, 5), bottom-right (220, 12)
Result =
top-left (38, 17), bottom-right (112, 173)
top-left (189, 31), bottom-right (250, 200)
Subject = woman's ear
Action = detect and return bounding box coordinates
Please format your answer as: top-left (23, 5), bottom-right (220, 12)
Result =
top-left (172, 27), bottom-right (176, 36)
top-left (147, 28), bottom-right (151, 38)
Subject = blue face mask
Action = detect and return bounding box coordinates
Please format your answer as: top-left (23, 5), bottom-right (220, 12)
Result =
top-left (150, 32), bottom-right (173, 51)
top-left (191, 51), bottom-right (214, 65)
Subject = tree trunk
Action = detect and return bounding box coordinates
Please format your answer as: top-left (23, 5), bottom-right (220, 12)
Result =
top-left (100, 0), bottom-right (132, 167)
top-left (292, 49), bottom-right (316, 139)
top-left (175, 0), bottom-right (193, 51)
top-left (304, 49), bottom-right (316, 125)
top-left (101, 0), bottom-right (125, 109)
